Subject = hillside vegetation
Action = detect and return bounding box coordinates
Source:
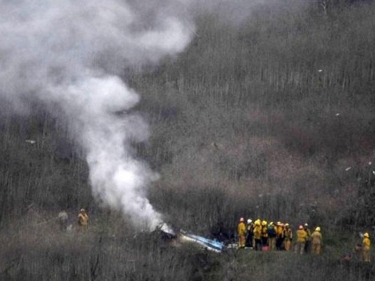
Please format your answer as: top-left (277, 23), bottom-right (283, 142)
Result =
top-left (1, 1), bottom-right (375, 280)
top-left (133, 0), bottom-right (375, 233)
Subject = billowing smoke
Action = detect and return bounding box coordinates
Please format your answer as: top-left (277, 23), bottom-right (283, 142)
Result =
top-left (1, 0), bottom-right (298, 230)
top-left (0, 0), bottom-right (194, 230)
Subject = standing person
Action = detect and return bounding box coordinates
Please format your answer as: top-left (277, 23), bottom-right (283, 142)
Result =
top-left (58, 210), bottom-right (69, 231)
top-left (284, 223), bottom-right (293, 251)
top-left (237, 217), bottom-right (246, 249)
top-left (295, 225), bottom-right (307, 254)
top-left (280, 223), bottom-right (286, 250)
top-left (78, 208), bottom-right (89, 232)
top-left (261, 220), bottom-right (269, 251)
top-left (268, 222), bottom-right (277, 251)
top-left (246, 219), bottom-right (254, 248)
top-left (275, 222), bottom-right (284, 250)
top-left (304, 223), bottom-right (311, 253)
top-left (311, 227), bottom-right (323, 255)
top-left (253, 220), bottom-right (262, 251)
top-left (362, 232), bottom-right (371, 262)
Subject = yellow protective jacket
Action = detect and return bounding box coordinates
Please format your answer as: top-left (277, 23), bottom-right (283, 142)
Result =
top-left (238, 222), bottom-right (246, 236)
top-left (78, 213), bottom-right (89, 226)
top-left (262, 225), bottom-right (268, 238)
top-left (311, 231), bottom-right (322, 244)
top-left (253, 225), bottom-right (262, 240)
top-left (363, 237), bottom-right (371, 249)
top-left (276, 226), bottom-right (283, 237)
top-left (296, 229), bottom-right (307, 243)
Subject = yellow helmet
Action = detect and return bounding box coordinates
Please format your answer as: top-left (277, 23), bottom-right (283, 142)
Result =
top-left (315, 227), bottom-right (321, 232)
top-left (364, 232), bottom-right (369, 238)
top-left (262, 220), bottom-right (267, 226)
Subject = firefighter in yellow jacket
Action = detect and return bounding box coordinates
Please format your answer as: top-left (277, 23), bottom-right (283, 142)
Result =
top-left (284, 223), bottom-right (293, 251)
top-left (275, 222), bottom-right (285, 250)
top-left (362, 232), bottom-right (371, 262)
top-left (311, 227), bottom-right (323, 255)
top-left (237, 217), bottom-right (246, 249)
top-left (253, 220), bottom-right (262, 251)
top-left (295, 225), bottom-right (307, 254)
top-left (78, 208), bottom-right (89, 232)
top-left (261, 220), bottom-right (269, 250)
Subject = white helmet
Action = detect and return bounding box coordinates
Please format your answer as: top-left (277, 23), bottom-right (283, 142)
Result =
top-left (247, 219), bottom-right (252, 224)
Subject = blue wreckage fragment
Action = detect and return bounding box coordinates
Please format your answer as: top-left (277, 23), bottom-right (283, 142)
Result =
top-left (180, 230), bottom-right (225, 252)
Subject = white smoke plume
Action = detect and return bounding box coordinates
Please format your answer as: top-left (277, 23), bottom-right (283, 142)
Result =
top-left (0, 0), bottom-right (194, 230)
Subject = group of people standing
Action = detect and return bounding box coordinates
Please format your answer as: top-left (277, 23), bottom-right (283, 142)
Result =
top-left (238, 217), bottom-right (372, 262)
top-left (58, 208), bottom-right (89, 232)
top-left (237, 218), bottom-right (322, 255)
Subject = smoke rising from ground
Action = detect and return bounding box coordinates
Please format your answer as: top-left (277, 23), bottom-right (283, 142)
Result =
top-left (0, 0), bottom-right (302, 230)
top-left (0, 0), bottom-right (194, 230)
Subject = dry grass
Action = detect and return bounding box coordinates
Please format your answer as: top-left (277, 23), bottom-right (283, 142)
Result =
top-left (0, 212), bottom-right (374, 281)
